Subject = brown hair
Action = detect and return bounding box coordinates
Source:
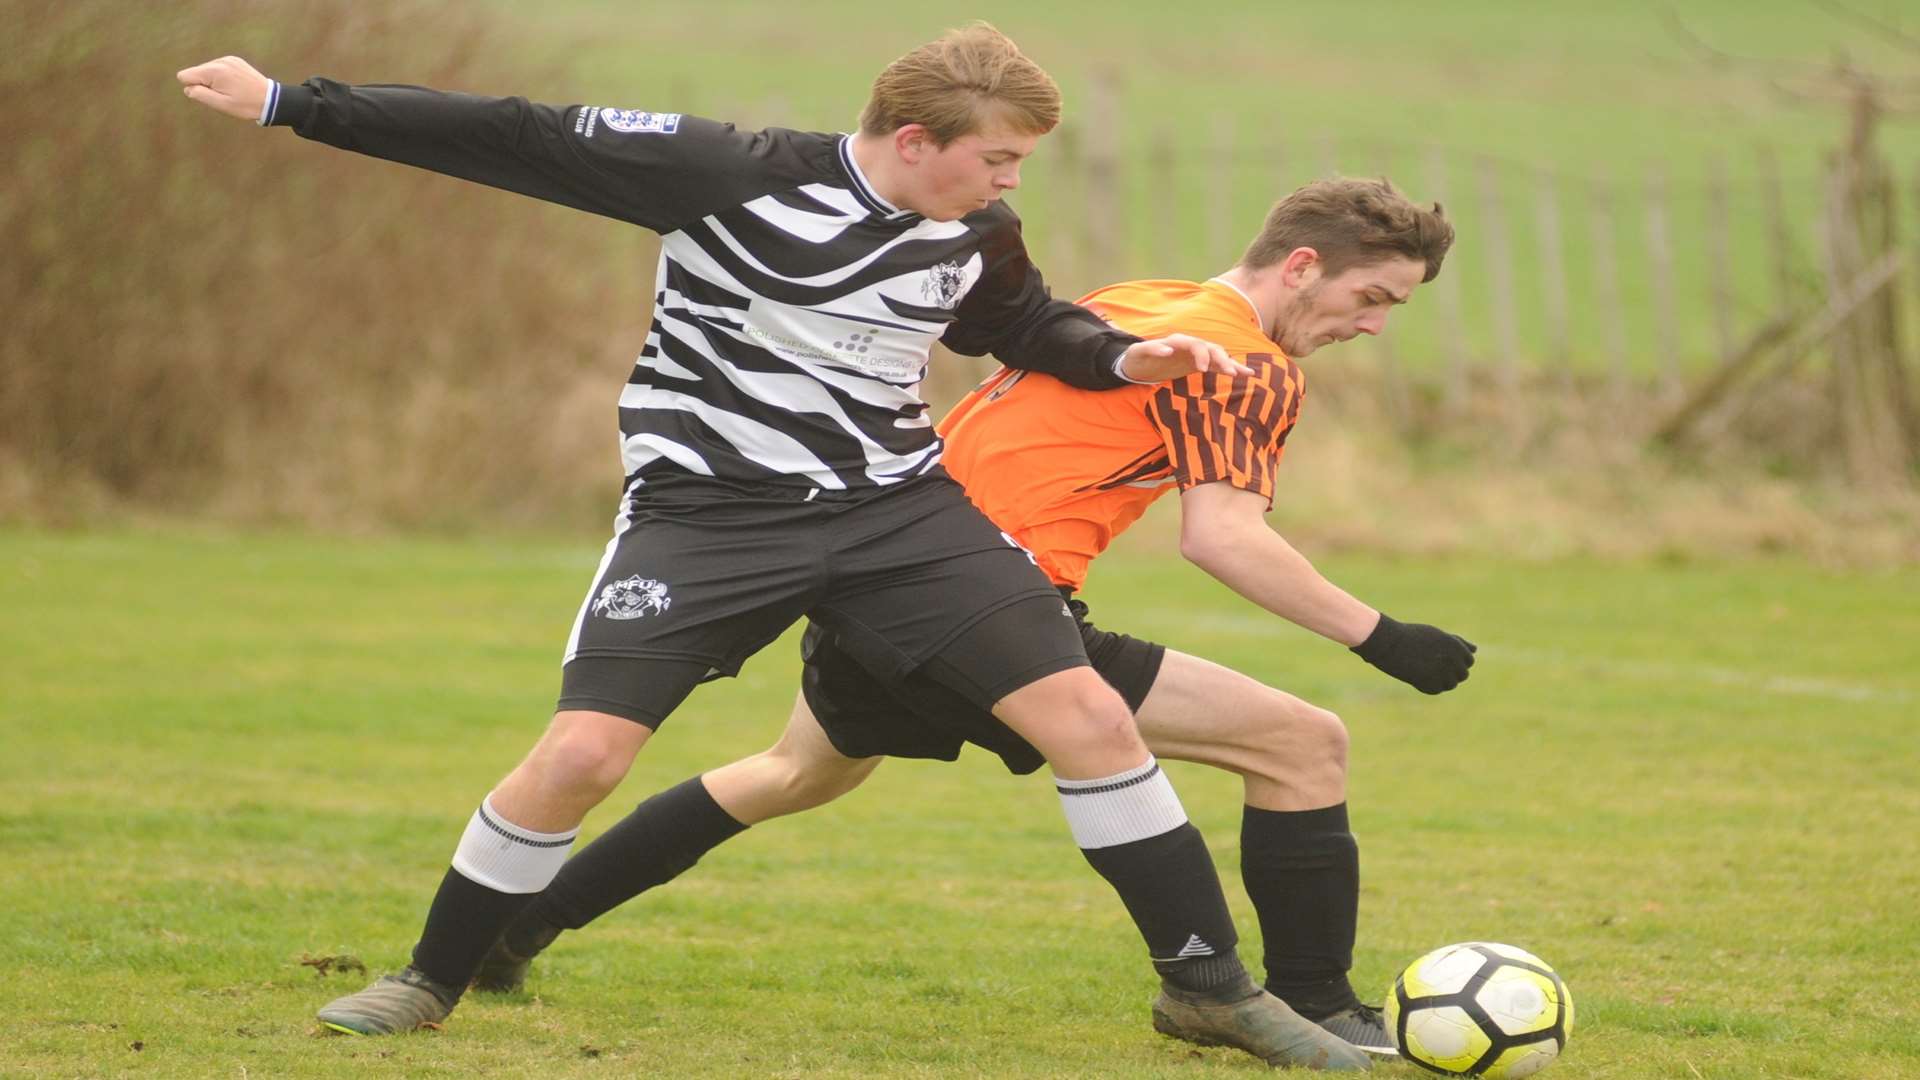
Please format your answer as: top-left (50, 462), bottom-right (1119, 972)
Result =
top-left (858, 23), bottom-right (1061, 145)
top-left (1239, 178), bottom-right (1454, 283)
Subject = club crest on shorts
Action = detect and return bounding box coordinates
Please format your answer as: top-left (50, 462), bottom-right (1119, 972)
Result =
top-left (592, 575), bottom-right (672, 620)
top-left (922, 259), bottom-right (968, 309)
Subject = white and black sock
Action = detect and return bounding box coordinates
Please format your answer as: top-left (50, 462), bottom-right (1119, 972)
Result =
top-left (409, 796), bottom-right (578, 990)
top-left (1058, 758), bottom-right (1252, 999)
top-left (501, 775), bottom-right (747, 958)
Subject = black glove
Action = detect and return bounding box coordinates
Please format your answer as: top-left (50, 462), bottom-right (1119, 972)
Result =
top-left (1351, 613), bottom-right (1477, 694)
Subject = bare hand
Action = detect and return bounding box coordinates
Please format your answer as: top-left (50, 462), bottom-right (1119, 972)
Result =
top-left (1119, 334), bottom-right (1251, 383)
top-left (176, 56), bottom-right (273, 122)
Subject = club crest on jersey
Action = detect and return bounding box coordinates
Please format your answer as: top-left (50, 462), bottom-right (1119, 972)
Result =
top-left (592, 575), bottom-right (672, 620)
top-left (599, 108), bottom-right (681, 134)
top-left (922, 259), bottom-right (968, 309)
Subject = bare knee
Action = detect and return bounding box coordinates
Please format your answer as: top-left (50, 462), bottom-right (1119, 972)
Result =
top-left (997, 670), bottom-right (1144, 774)
top-left (1305, 704), bottom-right (1349, 774)
top-left (526, 717), bottom-right (645, 802)
top-left (1243, 701), bottom-right (1348, 806)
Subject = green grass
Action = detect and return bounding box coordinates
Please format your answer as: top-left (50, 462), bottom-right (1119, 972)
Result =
top-left (2, 526), bottom-right (1917, 1077)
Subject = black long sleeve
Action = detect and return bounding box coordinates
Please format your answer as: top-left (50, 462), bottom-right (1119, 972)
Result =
top-left (943, 205), bottom-right (1139, 390)
top-left (271, 79), bottom-right (796, 234)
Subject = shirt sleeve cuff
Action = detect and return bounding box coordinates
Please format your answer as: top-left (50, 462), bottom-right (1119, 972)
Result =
top-left (1111, 345), bottom-right (1154, 385)
top-left (256, 80), bottom-right (280, 126)
top-left (260, 81), bottom-right (315, 128)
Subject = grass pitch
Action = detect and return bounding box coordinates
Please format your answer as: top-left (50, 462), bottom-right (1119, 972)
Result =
top-left (2, 526), bottom-right (1916, 1078)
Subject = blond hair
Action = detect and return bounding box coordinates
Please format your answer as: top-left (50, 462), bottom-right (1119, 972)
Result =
top-left (1241, 178), bottom-right (1455, 283)
top-left (858, 23), bottom-right (1061, 145)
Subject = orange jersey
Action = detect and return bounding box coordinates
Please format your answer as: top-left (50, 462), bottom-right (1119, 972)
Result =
top-left (937, 279), bottom-right (1304, 589)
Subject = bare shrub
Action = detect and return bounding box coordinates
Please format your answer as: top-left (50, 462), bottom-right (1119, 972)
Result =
top-left (1, 0), bottom-right (649, 529)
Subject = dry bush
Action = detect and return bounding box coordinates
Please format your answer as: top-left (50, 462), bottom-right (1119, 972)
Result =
top-left (1, 0), bottom-right (649, 530)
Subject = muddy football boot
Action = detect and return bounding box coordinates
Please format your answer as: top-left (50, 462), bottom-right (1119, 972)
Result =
top-left (1153, 987), bottom-right (1372, 1071)
top-left (1313, 1004), bottom-right (1396, 1057)
top-left (470, 920), bottom-right (561, 994)
top-left (316, 967), bottom-right (460, 1035)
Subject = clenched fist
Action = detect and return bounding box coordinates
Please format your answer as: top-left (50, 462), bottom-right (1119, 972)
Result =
top-left (176, 56), bottom-right (274, 122)
top-left (1351, 613), bottom-right (1477, 694)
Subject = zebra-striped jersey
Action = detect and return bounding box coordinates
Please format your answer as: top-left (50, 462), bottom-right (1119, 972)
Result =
top-left (269, 80), bottom-right (1139, 493)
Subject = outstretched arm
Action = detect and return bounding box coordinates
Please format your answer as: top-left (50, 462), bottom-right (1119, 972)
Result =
top-left (1177, 481), bottom-right (1475, 693)
top-left (176, 56), bottom-right (761, 234)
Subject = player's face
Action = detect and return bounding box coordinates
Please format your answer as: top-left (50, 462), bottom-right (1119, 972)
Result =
top-left (1277, 256), bottom-right (1426, 358)
top-left (903, 119), bottom-right (1038, 221)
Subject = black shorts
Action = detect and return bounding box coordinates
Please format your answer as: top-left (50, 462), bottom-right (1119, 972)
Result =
top-left (555, 470), bottom-right (1086, 727)
top-left (801, 592), bottom-right (1167, 775)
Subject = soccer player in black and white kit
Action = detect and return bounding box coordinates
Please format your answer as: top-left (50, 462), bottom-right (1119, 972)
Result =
top-left (177, 25), bottom-right (1370, 1070)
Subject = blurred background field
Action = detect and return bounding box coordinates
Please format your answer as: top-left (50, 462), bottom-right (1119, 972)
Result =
top-left (5, 0), bottom-right (1920, 552)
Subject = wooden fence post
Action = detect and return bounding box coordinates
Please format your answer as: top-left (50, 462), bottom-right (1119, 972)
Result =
top-left (1083, 71), bottom-right (1124, 282)
top-left (1757, 144), bottom-right (1796, 311)
top-left (1051, 122), bottom-right (1087, 295)
top-left (1147, 129), bottom-right (1179, 277)
top-left (1477, 157), bottom-right (1521, 390)
top-left (1425, 146), bottom-right (1472, 392)
top-left (1588, 176), bottom-right (1631, 393)
top-left (1645, 166), bottom-right (1680, 387)
top-left (1707, 156), bottom-right (1735, 362)
top-left (1205, 115), bottom-right (1237, 269)
top-left (1534, 170), bottom-right (1571, 382)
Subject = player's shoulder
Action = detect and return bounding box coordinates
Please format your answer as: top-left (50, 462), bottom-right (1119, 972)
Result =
top-left (596, 115), bottom-right (840, 183)
top-left (959, 199), bottom-right (1025, 240)
top-left (722, 123), bottom-right (842, 180)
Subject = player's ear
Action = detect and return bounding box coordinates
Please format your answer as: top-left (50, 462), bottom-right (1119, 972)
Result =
top-left (1279, 247), bottom-right (1322, 289)
top-left (894, 124), bottom-right (934, 164)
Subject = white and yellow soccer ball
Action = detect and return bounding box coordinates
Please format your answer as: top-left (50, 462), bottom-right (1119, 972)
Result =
top-left (1384, 942), bottom-right (1573, 1078)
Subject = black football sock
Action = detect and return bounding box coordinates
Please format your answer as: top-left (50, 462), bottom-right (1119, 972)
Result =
top-left (409, 867), bottom-right (539, 995)
top-left (1242, 802), bottom-right (1363, 1018)
top-left (409, 798), bottom-right (581, 992)
top-left (1081, 823), bottom-right (1253, 1001)
top-left (509, 775), bottom-right (747, 954)
top-left (1057, 758), bottom-right (1252, 1002)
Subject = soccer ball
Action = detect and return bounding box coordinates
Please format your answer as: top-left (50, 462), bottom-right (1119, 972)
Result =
top-left (1384, 942), bottom-right (1573, 1078)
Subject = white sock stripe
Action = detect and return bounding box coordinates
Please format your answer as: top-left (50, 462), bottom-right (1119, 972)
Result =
top-left (1056, 757), bottom-right (1189, 850)
top-left (475, 801), bottom-right (578, 848)
top-left (450, 798), bottom-right (579, 895)
top-left (1056, 762), bottom-right (1161, 796)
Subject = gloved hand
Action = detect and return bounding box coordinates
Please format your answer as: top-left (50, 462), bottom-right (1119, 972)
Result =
top-left (1351, 613), bottom-right (1476, 694)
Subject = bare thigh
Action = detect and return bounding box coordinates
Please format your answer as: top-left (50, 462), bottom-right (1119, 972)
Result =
top-left (1133, 649), bottom-right (1348, 812)
top-left (701, 692), bottom-right (884, 825)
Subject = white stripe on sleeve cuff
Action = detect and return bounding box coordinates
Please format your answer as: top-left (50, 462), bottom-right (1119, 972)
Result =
top-left (256, 80), bottom-right (281, 126)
